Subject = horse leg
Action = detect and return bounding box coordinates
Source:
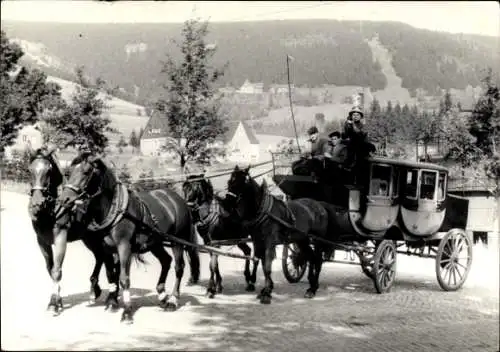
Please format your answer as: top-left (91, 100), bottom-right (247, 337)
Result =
top-left (103, 247), bottom-right (120, 312)
top-left (206, 252), bottom-right (218, 299)
top-left (186, 245), bottom-right (200, 286)
top-left (304, 242), bottom-right (321, 299)
top-left (48, 226), bottom-right (68, 315)
top-left (116, 238), bottom-right (133, 323)
top-left (258, 243), bottom-right (275, 305)
top-left (36, 234), bottom-right (54, 276)
top-left (238, 243), bottom-right (255, 292)
top-left (150, 244), bottom-right (172, 309)
top-left (82, 237), bottom-right (104, 304)
top-left (165, 245), bottom-right (184, 311)
top-left (36, 234), bottom-right (57, 312)
top-left (213, 250), bottom-right (223, 294)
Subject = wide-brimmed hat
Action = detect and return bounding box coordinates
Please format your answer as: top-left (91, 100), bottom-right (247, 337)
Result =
top-left (328, 131), bottom-right (341, 138)
top-left (348, 106), bottom-right (364, 118)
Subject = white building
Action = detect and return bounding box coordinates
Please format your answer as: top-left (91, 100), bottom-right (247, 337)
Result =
top-left (139, 112), bottom-right (169, 156)
top-left (225, 121), bottom-right (260, 164)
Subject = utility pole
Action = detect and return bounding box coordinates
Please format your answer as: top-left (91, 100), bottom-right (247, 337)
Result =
top-left (286, 54), bottom-right (301, 153)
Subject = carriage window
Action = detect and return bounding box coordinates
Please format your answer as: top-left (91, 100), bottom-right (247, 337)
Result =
top-left (405, 169), bottom-right (418, 198)
top-left (370, 165), bottom-right (392, 197)
top-left (420, 171), bottom-right (437, 200)
top-left (437, 172), bottom-right (446, 200)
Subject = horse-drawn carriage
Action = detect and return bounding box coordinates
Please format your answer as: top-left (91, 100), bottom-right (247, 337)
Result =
top-left (271, 152), bottom-right (473, 293)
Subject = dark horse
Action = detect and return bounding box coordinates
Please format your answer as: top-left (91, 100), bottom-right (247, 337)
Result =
top-left (51, 152), bottom-right (200, 323)
top-left (225, 165), bottom-right (332, 304)
top-left (27, 147), bottom-right (120, 314)
top-left (182, 174), bottom-right (259, 298)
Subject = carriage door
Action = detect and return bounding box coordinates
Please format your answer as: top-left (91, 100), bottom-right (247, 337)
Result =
top-left (401, 169), bottom-right (445, 235)
top-left (360, 164), bottom-right (399, 232)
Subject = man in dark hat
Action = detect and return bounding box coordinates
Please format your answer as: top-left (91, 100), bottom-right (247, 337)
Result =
top-left (305, 126), bottom-right (330, 158)
top-left (292, 126), bottom-right (329, 177)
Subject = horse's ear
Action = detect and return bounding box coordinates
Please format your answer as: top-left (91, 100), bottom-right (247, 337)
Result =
top-left (245, 165), bottom-right (251, 174)
top-left (234, 165), bottom-right (240, 172)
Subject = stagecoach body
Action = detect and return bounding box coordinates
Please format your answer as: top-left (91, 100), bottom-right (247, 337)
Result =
top-left (271, 153), bottom-right (473, 293)
top-left (272, 156), bottom-right (468, 241)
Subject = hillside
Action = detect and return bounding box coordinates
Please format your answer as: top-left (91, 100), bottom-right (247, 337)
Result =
top-left (2, 20), bottom-right (498, 105)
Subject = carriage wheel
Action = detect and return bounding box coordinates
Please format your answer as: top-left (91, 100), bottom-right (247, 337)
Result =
top-left (282, 242), bottom-right (307, 283)
top-left (435, 229), bottom-right (473, 291)
top-left (372, 240), bottom-right (397, 294)
top-left (358, 240), bottom-right (378, 279)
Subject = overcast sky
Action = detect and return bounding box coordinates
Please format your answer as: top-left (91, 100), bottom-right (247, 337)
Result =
top-left (1, 1), bottom-right (499, 37)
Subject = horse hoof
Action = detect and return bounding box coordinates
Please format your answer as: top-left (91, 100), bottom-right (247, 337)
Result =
top-left (304, 290), bottom-right (316, 299)
top-left (187, 277), bottom-right (199, 286)
top-left (164, 302), bottom-right (178, 312)
top-left (120, 313), bottom-right (133, 324)
top-left (91, 284), bottom-right (102, 301)
top-left (105, 301), bottom-right (119, 312)
top-left (260, 295), bottom-right (272, 305)
top-left (216, 285), bottom-right (223, 294)
top-left (245, 283), bottom-right (255, 292)
top-left (206, 291), bottom-right (215, 299)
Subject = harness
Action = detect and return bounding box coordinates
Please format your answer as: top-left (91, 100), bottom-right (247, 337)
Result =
top-left (242, 187), bottom-right (296, 232)
top-left (87, 183), bottom-right (129, 232)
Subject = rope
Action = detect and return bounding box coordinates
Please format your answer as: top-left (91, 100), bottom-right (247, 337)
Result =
top-left (130, 159), bottom-right (274, 183)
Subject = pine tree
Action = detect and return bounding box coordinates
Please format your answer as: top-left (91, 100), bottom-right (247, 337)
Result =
top-left (155, 18), bottom-right (228, 168)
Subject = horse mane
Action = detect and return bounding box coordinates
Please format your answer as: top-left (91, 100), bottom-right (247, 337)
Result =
top-left (202, 177), bottom-right (214, 203)
top-left (94, 158), bottom-right (118, 192)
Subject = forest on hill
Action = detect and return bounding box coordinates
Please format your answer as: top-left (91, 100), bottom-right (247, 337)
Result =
top-left (2, 20), bottom-right (497, 105)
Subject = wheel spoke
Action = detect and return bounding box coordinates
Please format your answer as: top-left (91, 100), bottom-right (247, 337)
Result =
top-left (455, 265), bottom-right (464, 281)
top-left (454, 238), bottom-right (464, 257)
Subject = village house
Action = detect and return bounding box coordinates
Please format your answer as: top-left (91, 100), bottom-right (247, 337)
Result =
top-left (224, 121), bottom-right (260, 164)
top-left (268, 84), bottom-right (294, 95)
top-left (237, 79), bottom-right (264, 95)
top-left (448, 178), bottom-right (499, 250)
top-left (139, 112), bottom-right (169, 156)
top-left (4, 124), bottom-right (43, 159)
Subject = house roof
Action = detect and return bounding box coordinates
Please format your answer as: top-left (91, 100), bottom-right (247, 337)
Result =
top-left (141, 112), bottom-right (170, 140)
top-left (222, 120), bottom-right (260, 145)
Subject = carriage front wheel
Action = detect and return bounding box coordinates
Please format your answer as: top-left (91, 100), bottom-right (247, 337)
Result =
top-left (435, 229), bottom-right (473, 291)
top-left (282, 242), bottom-right (307, 283)
top-left (372, 240), bottom-right (397, 294)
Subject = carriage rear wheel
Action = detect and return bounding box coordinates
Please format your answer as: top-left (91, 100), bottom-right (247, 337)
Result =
top-left (372, 240), bottom-right (397, 294)
top-left (282, 242), bottom-right (307, 283)
top-left (435, 229), bottom-right (473, 291)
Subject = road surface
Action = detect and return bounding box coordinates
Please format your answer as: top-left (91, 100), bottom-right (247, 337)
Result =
top-left (1, 191), bottom-right (498, 351)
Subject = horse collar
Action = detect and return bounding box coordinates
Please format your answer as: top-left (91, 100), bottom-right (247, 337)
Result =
top-left (243, 190), bottom-right (274, 229)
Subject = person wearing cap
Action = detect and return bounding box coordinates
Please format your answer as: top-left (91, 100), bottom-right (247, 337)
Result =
top-left (292, 125), bottom-right (329, 177)
top-left (305, 126), bottom-right (330, 158)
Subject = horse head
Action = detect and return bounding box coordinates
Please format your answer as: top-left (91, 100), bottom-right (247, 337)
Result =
top-left (226, 165), bottom-right (261, 220)
top-left (56, 151), bottom-right (117, 227)
top-left (182, 173), bottom-right (215, 223)
top-left (28, 146), bottom-right (63, 220)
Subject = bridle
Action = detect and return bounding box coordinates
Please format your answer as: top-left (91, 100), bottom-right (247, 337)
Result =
top-left (55, 160), bottom-right (104, 221)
